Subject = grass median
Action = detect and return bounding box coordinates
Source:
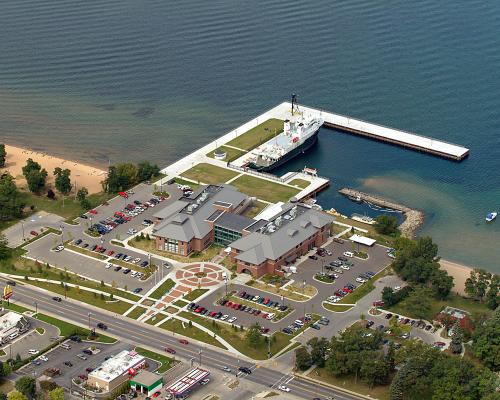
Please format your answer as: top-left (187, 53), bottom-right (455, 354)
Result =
top-left (149, 278), bottom-right (176, 300)
top-left (183, 289), bottom-right (209, 302)
top-left (338, 268), bottom-right (389, 305)
top-left (322, 302), bottom-right (353, 312)
top-left (159, 318), bottom-right (225, 349)
top-left (126, 306), bottom-right (147, 320)
top-left (66, 243), bottom-right (108, 260)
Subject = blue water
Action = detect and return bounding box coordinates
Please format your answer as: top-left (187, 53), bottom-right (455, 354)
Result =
top-left (1, 0), bottom-right (500, 271)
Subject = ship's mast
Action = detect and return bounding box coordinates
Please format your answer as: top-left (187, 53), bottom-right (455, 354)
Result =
top-left (291, 93), bottom-right (300, 116)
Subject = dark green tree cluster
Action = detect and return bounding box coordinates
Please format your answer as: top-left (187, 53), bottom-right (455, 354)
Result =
top-left (15, 376), bottom-right (36, 400)
top-left (53, 167), bottom-right (72, 194)
top-left (471, 307), bottom-right (500, 371)
top-left (389, 340), bottom-right (498, 400)
top-left (21, 158), bottom-right (47, 193)
top-left (245, 323), bottom-right (263, 347)
top-left (76, 187), bottom-right (91, 210)
top-left (449, 324), bottom-right (463, 354)
top-left (0, 144), bottom-right (6, 167)
top-left (392, 237), bottom-right (453, 299)
top-left (0, 234), bottom-right (12, 261)
top-left (465, 268), bottom-right (500, 310)
top-left (103, 161), bottom-right (160, 193)
top-left (374, 215), bottom-right (399, 235)
top-left (295, 337), bottom-right (330, 371)
top-left (0, 173), bottom-right (23, 220)
top-left (381, 286), bottom-right (413, 307)
top-left (295, 346), bottom-right (312, 371)
top-left (325, 326), bottom-right (393, 388)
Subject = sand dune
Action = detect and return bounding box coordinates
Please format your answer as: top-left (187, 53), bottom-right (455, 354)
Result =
top-left (1, 144), bottom-right (106, 194)
top-left (440, 259), bottom-right (473, 296)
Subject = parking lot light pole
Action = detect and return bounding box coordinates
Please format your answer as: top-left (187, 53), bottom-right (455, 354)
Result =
top-left (87, 312), bottom-right (92, 330)
top-left (60, 224), bottom-right (64, 246)
top-left (198, 349), bottom-right (202, 367)
top-left (33, 301), bottom-right (38, 316)
top-left (21, 221), bottom-right (25, 242)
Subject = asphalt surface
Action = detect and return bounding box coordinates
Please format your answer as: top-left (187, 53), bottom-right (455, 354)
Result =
top-left (3, 212), bottom-right (64, 247)
top-left (5, 279), bottom-right (365, 400)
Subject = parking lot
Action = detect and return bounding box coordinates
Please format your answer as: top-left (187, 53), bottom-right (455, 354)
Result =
top-left (3, 212), bottom-right (65, 248)
top-left (23, 182), bottom-right (184, 291)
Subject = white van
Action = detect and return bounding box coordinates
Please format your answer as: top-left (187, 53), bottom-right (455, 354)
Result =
top-left (61, 343), bottom-right (71, 350)
top-left (8, 332), bottom-right (18, 340)
top-left (343, 251), bottom-right (354, 258)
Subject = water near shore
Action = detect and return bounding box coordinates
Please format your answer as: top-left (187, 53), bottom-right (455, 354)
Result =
top-left (1, 0), bottom-right (500, 272)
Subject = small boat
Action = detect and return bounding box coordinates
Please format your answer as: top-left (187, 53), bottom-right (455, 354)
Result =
top-left (486, 212), bottom-right (497, 222)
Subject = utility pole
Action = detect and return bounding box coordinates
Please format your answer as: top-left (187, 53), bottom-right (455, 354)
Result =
top-left (60, 224), bottom-right (64, 246)
top-left (198, 349), bottom-right (202, 367)
top-left (21, 221), bottom-right (25, 242)
top-left (33, 301), bottom-right (38, 316)
top-left (88, 312), bottom-right (92, 330)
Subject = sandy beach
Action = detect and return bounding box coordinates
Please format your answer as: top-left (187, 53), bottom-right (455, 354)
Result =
top-left (440, 259), bottom-right (474, 296)
top-left (1, 144), bottom-right (106, 194)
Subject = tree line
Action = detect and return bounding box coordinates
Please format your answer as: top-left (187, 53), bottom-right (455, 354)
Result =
top-left (103, 161), bottom-right (160, 193)
top-left (465, 268), bottom-right (499, 310)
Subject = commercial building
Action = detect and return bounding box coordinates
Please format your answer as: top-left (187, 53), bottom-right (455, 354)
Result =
top-left (230, 203), bottom-right (335, 278)
top-left (153, 185), bottom-right (253, 256)
top-left (87, 350), bottom-right (145, 393)
top-left (129, 370), bottom-right (163, 396)
top-left (0, 311), bottom-right (30, 344)
top-left (165, 367), bottom-right (210, 399)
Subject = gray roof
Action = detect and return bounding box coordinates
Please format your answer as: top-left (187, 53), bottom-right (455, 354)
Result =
top-left (231, 204), bottom-right (334, 265)
top-left (153, 185), bottom-right (248, 242)
top-left (214, 213), bottom-right (254, 232)
top-left (131, 370), bottom-right (162, 386)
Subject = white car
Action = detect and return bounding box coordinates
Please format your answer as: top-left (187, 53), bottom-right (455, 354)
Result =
top-left (220, 315), bottom-right (229, 321)
top-left (326, 250), bottom-right (332, 256)
top-left (39, 355), bottom-right (48, 362)
top-left (394, 286), bottom-right (401, 292)
top-left (130, 271), bottom-right (138, 277)
top-left (124, 256), bottom-right (132, 262)
top-left (105, 263), bottom-right (113, 269)
top-left (340, 265), bottom-right (350, 270)
top-left (54, 245), bottom-right (64, 252)
top-left (278, 385), bottom-right (290, 392)
top-left (200, 378), bottom-right (210, 385)
top-left (266, 313), bottom-right (275, 320)
top-left (228, 317), bottom-right (237, 323)
top-left (356, 277), bottom-right (366, 283)
top-left (343, 251), bottom-right (354, 258)
top-left (28, 349), bottom-right (39, 355)
top-left (133, 257), bottom-right (141, 264)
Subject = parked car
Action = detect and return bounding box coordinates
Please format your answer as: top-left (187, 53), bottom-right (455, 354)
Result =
top-left (165, 348), bottom-right (176, 354)
top-left (30, 230), bottom-right (39, 236)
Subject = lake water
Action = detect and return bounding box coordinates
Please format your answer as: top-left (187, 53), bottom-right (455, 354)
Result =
top-left (1, 0), bottom-right (500, 272)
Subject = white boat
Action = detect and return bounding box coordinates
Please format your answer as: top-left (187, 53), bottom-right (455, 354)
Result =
top-left (486, 212), bottom-right (497, 222)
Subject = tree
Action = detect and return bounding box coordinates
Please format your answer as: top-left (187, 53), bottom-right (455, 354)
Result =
top-left (360, 354), bottom-right (390, 388)
top-left (137, 161), bottom-right (160, 182)
top-left (48, 387), bottom-right (64, 400)
top-left (22, 158), bottom-right (47, 193)
top-left (430, 268), bottom-right (453, 299)
top-left (382, 287), bottom-right (395, 306)
top-left (374, 215), bottom-right (398, 235)
top-left (465, 269), bottom-right (479, 299)
top-left (295, 347), bottom-right (312, 371)
top-left (0, 144), bottom-right (6, 167)
top-left (7, 392), bottom-right (27, 400)
top-left (15, 376), bottom-right (36, 399)
top-left (449, 324), bottom-right (463, 354)
top-left (104, 163), bottom-right (138, 193)
top-left (0, 234), bottom-right (12, 261)
top-left (485, 275), bottom-right (500, 310)
top-left (0, 173), bottom-right (23, 220)
top-left (76, 187), bottom-right (88, 202)
top-left (53, 167), bottom-right (71, 194)
top-left (472, 308), bottom-right (500, 371)
top-left (46, 189), bottom-right (56, 200)
top-left (0, 393), bottom-right (7, 400)
top-left (400, 286), bottom-right (433, 319)
top-left (245, 323), bottom-right (262, 347)
top-left (307, 337), bottom-right (329, 368)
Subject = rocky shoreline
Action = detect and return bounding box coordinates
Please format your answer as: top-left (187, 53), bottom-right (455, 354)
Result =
top-left (338, 188), bottom-right (425, 238)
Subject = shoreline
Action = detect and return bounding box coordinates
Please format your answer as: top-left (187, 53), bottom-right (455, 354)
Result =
top-left (439, 259), bottom-right (473, 296)
top-left (0, 144), bottom-right (106, 194)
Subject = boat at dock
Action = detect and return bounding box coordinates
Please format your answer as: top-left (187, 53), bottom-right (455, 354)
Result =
top-left (351, 213), bottom-right (375, 225)
top-left (486, 212), bottom-right (497, 222)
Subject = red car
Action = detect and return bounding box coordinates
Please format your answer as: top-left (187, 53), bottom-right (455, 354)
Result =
top-left (165, 348), bottom-right (176, 354)
top-left (343, 288), bottom-right (353, 293)
top-left (118, 192), bottom-right (128, 198)
top-left (261, 313), bottom-right (268, 319)
top-left (225, 301), bottom-right (233, 307)
top-left (179, 339), bottom-right (189, 345)
top-left (107, 250), bottom-right (115, 256)
top-left (114, 212), bottom-right (125, 217)
top-left (373, 301), bottom-right (385, 307)
top-left (89, 210), bottom-right (98, 215)
top-left (433, 341), bottom-right (446, 347)
top-left (78, 374), bottom-right (87, 380)
top-left (152, 392), bottom-right (160, 398)
top-left (30, 230), bottom-right (39, 236)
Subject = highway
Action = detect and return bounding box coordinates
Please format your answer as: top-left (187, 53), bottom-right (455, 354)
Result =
top-left (4, 279), bottom-right (364, 400)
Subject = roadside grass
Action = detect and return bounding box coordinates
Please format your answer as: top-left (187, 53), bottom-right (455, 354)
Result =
top-left (1, 302), bottom-right (31, 314)
top-left (181, 163), bottom-right (238, 185)
top-left (231, 175), bottom-right (299, 204)
top-left (226, 119), bottom-right (284, 151)
top-left (242, 200), bottom-right (268, 219)
top-left (159, 318), bottom-right (225, 349)
top-left (246, 280), bottom-right (310, 302)
top-left (134, 347), bottom-right (175, 373)
top-left (35, 313), bottom-right (116, 343)
top-left (308, 367), bottom-right (391, 400)
top-left (27, 280), bottom-right (132, 314)
top-left (388, 293), bottom-right (493, 322)
top-left (288, 179), bottom-right (310, 189)
top-left (183, 289), bottom-right (209, 302)
top-left (338, 268), bottom-right (389, 305)
top-left (172, 178), bottom-right (200, 190)
top-left (322, 302), bottom-right (353, 312)
top-left (110, 240), bottom-right (125, 247)
top-left (65, 243), bottom-right (108, 260)
top-left (206, 146), bottom-right (247, 162)
top-left (149, 279), bottom-right (176, 300)
top-left (0, 258), bottom-right (140, 301)
top-left (129, 238), bottom-right (223, 263)
top-left (126, 307), bottom-right (147, 320)
top-left (180, 311), bottom-right (306, 360)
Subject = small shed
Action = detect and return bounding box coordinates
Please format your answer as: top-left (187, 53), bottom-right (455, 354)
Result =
top-left (350, 234), bottom-right (376, 247)
top-left (130, 370), bottom-right (163, 396)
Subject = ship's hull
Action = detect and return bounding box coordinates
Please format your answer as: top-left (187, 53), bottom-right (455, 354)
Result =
top-left (248, 130), bottom-right (319, 172)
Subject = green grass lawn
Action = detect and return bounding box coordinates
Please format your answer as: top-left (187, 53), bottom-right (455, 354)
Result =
top-left (126, 306), bottom-right (147, 320)
top-left (309, 367), bottom-right (391, 400)
top-left (322, 302), bottom-right (353, 312)
top-left (134, 347), bottom-right (175, 373)
top-left (173, 178), bottom-right (200, 190)
top-left (27, 280), bottom-right (132, 314)
top-left (159, 318), bottom-right (225, 349)
top-left (242, 200), bottom-right (268, 219)
top-left (149, 279), bottom-right (176, 300)
top-left (181, 311), bottom-right (299, 359)
top-left (288, 179), bottom-right (310, 189)
top-left (2, 301), bottom-right (31, 313)
top-left (231, 175), bottom-right (299, 204)
top-left (183, 289), bottom-right (209, 301)
top-left (181, 163), bottom-right (238, 185)
top-left (173, 300), bottom-right (188, 308)
top-left (35, 313), bottom-right (116, 343)
top-left (388, 293), bottom-right (493, 322)
top-left (226, 119), bottom-right (284, 151)
top-left (206, 146), bottom-right (247, 162)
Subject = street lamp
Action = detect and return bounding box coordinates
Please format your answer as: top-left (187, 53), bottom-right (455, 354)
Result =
top-left (224, 277), bottom-right (228, 297)
top-left (33, 301), bottom-right (38, 316)
top-left (60, 224), bottom-right (64, 246)
top-left (198, 349), bottom-right (202, 367)
top-left (21, 221), bottom-right (25, 242)
top-left (87, 312), bottom-right (92, 330)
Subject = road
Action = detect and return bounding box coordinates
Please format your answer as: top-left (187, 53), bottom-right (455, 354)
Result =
top-left (5, 279), bottom-right (364, 400)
